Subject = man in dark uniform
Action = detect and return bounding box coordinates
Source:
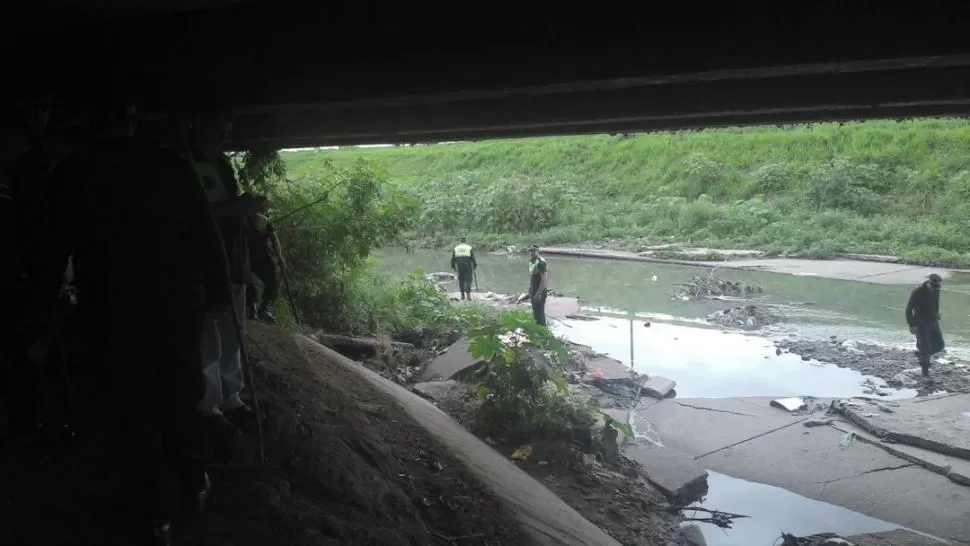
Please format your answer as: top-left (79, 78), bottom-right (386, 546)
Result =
top-left (246, 211), bottom-right (284, 322)
top-left (38, 101), bottom-right (226, 544)
top-left (906, 273), bottom-right (945, 379)
top-left (527, 245), bottom-right (549, 326)
top-left (450, 237), bottom-right (477, 300)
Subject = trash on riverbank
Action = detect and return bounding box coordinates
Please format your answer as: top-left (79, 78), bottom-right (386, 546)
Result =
top-left (776, 336), bottom-right (970, 395)
top-left (707, 304), bottom-right (786, 330)
top-left (671, 271), bottom-right (764, 302)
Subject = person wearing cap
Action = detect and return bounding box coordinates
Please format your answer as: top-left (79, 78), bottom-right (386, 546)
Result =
top-left (906, 273), bottom-right (945, 378)
top-left (527, 246), bottom-right (549, 326)
top-left (451, 237), bottom-right (477, 300)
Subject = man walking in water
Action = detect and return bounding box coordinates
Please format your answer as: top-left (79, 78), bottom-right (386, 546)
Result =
top-left (527, 245), bottom-right (549, 326)
top-left (451, 237), bottom-right (477, 300)
top-left (906, 273), bottom-right (945, 379)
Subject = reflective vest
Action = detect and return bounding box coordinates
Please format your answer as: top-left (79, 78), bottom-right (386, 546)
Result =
top-left (194, 161), bottom-right (230, 203)
top-left (529, 257), bottom-right (546, 276)
top-left (453, 243), bottom-right (472, 257)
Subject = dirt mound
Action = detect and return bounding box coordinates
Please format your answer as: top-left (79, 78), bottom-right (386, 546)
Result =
top-left (1, 322), bottom-right (525, 545)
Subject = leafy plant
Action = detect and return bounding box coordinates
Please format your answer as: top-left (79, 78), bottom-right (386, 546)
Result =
top-left (468, 311), bottom-right (596, 441)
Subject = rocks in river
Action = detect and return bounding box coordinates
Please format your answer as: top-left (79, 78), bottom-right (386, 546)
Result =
top-left (671, 273), bottom-right (764, 302)
top-left (706, 305), bottom-right (785, 331)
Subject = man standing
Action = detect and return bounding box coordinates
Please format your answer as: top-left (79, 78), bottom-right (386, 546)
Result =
top-left (246, 211), bottom-right (284, 322)
top-left (451, 237), bottom-right (477, 300)
top-left (527, 245), bottom-right (549, 326)
top-left (906, 273), bottom-right (945, 379)
top-left (191, 105), bottom-right (265, 429)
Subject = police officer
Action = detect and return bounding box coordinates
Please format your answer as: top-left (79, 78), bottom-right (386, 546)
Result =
top-left (450, 237), bottom-right (477, 300)
top-left (527, 245), bottom-right (549, 326)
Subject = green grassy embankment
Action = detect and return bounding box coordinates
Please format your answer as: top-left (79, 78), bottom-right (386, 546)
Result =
top-left (284, 119), bottom-right (970, 267)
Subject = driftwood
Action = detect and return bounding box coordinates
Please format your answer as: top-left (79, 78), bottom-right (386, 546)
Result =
top-left (315, 333), bottom-right (416, 355)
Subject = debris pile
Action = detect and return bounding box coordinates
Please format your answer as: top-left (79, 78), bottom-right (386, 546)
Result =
top-left (706, 305), bottom-right (785, 330)
top-left (671, 272), bottom-right (764, 302)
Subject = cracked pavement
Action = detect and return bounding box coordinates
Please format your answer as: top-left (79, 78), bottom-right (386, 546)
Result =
top-left (627, 397), bottom-right (970, 542)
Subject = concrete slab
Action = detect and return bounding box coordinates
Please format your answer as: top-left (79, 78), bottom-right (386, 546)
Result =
top-left (831, 420), bottom-right (970, 486)
top-left (629, 398), bottom-right (805, 457)
top-left (623, 443), bottom-right (708, 504)
top-left (413, 380), bottom-right (465, 404)
top-left (642, 376), bottom-right (676, 399)
top-left (847, 529), bottom-right (948, 545)
top-left (645, 396), bottom-right (970, 543)
top-left (842, 394), bottom-right (970, 459)
top-left (298, 334), bottom-right (622, 546)
top-left (818, 466), bottom-right (970, 544)
top-left (420, 337), bottom-right (476, 381)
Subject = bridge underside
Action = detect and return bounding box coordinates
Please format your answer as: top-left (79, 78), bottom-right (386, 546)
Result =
top-left (7, 2), bottom-right (970, 147)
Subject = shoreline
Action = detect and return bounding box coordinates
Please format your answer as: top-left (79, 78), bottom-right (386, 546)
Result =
top-left (536, 246), bottom-right (962, 286)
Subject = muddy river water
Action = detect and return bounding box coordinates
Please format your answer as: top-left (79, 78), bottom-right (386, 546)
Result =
top-left (375, 249), bottom-right (961, 545)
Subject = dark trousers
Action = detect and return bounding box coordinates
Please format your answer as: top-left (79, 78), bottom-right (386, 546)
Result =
top-left (530, 291), bottom-right (547, 326)
top-left (915, 320), bottom-right (945, 366)
top-left (92, 302), bottom-right (208, 527)
top-left (457, 263), bottom-right (474, 295)
top-left (248, 257), bottom-right (280, 313)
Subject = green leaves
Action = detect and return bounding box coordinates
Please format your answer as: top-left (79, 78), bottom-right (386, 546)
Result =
top-left (468, 310), bottom-right (596, 440)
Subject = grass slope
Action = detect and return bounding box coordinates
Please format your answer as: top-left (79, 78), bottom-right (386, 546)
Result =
top-left (284, 119), bottom-right (970, 266)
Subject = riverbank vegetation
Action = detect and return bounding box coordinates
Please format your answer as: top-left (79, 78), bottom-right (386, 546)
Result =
top-left (285, 118), bottom-right (970, 267)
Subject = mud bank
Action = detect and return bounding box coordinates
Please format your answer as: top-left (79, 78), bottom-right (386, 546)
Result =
top-left (776, 336), bottom-right (970, 395)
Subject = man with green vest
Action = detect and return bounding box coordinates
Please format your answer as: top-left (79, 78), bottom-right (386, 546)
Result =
top-left (527, 245), bottom-right (549, 326)
top-left (450, 237), bottom-right (477, 300)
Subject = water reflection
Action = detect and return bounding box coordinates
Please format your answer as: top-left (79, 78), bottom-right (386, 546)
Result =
top-left (373, 249), bottom-right (970, 348)
top-left (552, 316), bottom-right (917, 399)
top-left (690, 471), bottom-right (909, 546)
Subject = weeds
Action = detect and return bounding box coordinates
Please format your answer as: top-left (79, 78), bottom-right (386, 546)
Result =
top-left (286, 119), bottom-right (970, 266)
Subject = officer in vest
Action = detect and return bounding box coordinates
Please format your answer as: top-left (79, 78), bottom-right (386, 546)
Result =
top-left (527, 245), bottom-right (549, 326)
top-left (450, 237), bottom-right (477, 300)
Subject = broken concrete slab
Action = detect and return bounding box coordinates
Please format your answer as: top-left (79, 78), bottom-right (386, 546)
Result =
top-left (841, 393), bottom-right (970, 460)
top-left (645, 397), bottom-right (970, 542)
top-left (629, 398), bottom-right (805, 458)
top-left (641, 375), bottom-right (676, 399)
top-left (420, 337), bottom-right (477, 381)
top-left (817, 466), bottom-right (970, 544)
top-left (413, 380), bottom-right (464, 403)
top-left (623, 442), bottom-right (708, 504)
top-left (847, 529), bottom-right (948, 545)
top-left (697, 423), bottom-right (911, 492)
top-left (830, 420), bottom-right (970, 487)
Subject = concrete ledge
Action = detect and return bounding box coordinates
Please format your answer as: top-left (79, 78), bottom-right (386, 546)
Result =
top-left (294, 333), bottom-right (622, 546)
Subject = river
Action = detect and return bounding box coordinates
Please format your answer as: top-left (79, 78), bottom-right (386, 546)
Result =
top-left (375, 248), bottom-right (964, 545)
top-left (375, 248), bottom-right (970, 352)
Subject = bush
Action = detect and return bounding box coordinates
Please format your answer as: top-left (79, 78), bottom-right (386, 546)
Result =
top-left (468, 311), bottom-right (597, 442)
